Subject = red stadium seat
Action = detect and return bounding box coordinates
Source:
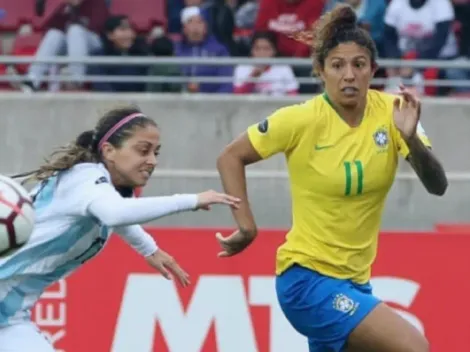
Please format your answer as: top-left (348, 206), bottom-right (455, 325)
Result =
top-left (423, 68), bottom-right (439, 96)
top-left (0, 0), bottom-right (35, 31)
top-left (11, 32), bottom-right (43, 75)
top-left (109, 0), bottom-right (167, 32)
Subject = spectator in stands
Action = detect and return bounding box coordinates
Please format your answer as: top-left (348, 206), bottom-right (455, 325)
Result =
top-left (147, 36), bottom-right (182, 93)
top-left (168, 0), bottom-right (203, 33)
top-left (89, 15), bottom-right (150, 93)
top-left (176, 6), bottom-right (233, 93)
top-left (383, 0), bottom-right (464, 94)
top-left (323, 0), bottom-right (386, 54)
top-left (169, 0), bottom-right (238, 55)
top-left (23, 0), bottom-right (108, 92)
top-left (453, 0), bottom-right (470, 58)
top-left (203, 0), bottom-right (239, 55)
top-left (254, 0), bottom-right (324, 57)
top-left (233, 31), bottom-right (298, 95)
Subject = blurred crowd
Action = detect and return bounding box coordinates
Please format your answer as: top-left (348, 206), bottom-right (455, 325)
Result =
top-left (1, 0), bottom-right (470, 96)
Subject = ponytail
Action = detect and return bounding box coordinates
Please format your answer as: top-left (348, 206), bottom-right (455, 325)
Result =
top-left (12, 105), bottom-right (156, 185)
top-left (12, 130), bottom-right (98, 184)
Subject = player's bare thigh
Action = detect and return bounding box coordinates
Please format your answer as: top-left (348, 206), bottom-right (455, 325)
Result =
top-left (346, 303), bottom-right (429, 352)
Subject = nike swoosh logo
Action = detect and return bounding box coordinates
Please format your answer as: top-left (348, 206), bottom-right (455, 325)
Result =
top-left (315, 144), bottom-right (334, 150)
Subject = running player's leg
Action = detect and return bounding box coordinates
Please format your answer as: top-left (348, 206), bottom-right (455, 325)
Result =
top-left (276, 264), bottom-right (382, 352)
top-left (0, 322), bottom-right (54, 352)
top-left (346, 303), bottom-right (428, 352)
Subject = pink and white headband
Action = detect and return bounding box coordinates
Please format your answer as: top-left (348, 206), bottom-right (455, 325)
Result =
top-left (98, 113), bottom-right (146, 150)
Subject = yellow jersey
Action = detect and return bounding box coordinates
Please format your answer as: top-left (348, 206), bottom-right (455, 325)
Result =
top-left (247, 90), bottom-right (431, 284)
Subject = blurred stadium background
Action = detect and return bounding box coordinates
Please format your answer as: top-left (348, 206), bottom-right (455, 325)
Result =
top-left (1, 0), bottom-right (470, 351)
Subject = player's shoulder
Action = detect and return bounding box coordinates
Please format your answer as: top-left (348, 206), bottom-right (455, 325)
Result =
top-left (367, 89), bottom-right (397, 113)
top-left (60, 162), bottom-right (111, 187)
top-left (270, 95), bottom-right (323, 123)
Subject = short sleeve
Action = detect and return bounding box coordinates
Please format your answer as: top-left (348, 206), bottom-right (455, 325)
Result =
top-left (396, 122), bottom-right (432, 159)
top-left (247, 106), bottom-right (299, 159)
top-left (384, 0), bottom-right (400, 27)
top-left (57, 164), bottom-right (119, 217)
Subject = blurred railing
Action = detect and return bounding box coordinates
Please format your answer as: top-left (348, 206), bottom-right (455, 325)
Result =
top-left (2, 56), bottom-right (470, 68)
top-left (8, 169), bottom-right (470, 182)
top-left (2, 56), bottom-right (470, 87)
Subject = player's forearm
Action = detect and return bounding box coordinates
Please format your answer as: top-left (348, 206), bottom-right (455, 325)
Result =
top-left (88, 194), bottom-right (198, 227)
top-left (217, 153), bottom-right (258, 238)
top-left (405, 135), bottom-right (448, 196)
top-left (115, 225), bottom-right (158, 257)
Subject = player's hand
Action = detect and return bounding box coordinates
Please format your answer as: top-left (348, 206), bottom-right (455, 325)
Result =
top-left (215, 229), bottom-right (256, 257)
top-left (196, 190), bottom-right (241, 211)
top-left (393, 84), bottom-right (421, 141)
top-left (146, 249), bottom-right (190, 287)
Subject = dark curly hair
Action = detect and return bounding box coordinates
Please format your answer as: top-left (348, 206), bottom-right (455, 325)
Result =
top-left (311, 4), bottom-right (378, 75)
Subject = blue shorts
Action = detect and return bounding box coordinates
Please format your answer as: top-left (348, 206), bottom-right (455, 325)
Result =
top-left (276, 264), bottom-right (381, 352)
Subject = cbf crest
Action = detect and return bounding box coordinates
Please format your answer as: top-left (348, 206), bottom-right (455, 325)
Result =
top-left (332, 294), bottom-right (359, 315)
top-left (373, 127), bottom-right (389, 150)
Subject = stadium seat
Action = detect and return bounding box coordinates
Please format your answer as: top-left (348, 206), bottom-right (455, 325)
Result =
top-left (423, 68), bottom-right (439, 96)
top-left (109, 0), bottom-right (167, 32)
top-left (11, 32), bottom-right (42, 75)
top-left (0, 0), bottom-right (35, 31)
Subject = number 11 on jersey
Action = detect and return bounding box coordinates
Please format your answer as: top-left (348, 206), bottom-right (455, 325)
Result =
top-left (344, 160), bottom-right (364, 196)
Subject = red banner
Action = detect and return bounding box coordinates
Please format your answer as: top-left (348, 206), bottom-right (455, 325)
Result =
top-left (32, 228), bottom-right (470, 352)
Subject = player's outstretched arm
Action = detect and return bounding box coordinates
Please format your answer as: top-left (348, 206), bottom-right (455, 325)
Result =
top-left (216, 133), bottom-right (262, 257)
top-left (116, 225), bottom-right (191, 287)
top-left (87, 190), bottom-right (240, 227)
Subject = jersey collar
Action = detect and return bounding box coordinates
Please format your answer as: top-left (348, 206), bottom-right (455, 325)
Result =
top-left (322, 92), bottom-right (367, 128)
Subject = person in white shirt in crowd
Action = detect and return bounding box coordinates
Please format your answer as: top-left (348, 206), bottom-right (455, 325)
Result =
top-left (0, 106), bottom-right (240, 352)
top-left (233, 31), bottom-right (299, 95)
top-left (383, 0), bottom-right (466, 94)
top-left (23, 0), bottom-right (108, 92)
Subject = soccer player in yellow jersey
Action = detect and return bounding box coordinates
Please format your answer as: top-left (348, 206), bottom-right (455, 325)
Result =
top-left (215, 4), bottom-right (447, 352)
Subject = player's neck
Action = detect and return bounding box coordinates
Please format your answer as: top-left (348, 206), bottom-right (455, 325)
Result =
top-left (323, 92), bottom-right (366, 127)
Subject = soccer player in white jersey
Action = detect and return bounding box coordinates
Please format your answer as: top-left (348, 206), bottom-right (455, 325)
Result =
top-left (0, 106), bottom-right (240, 352)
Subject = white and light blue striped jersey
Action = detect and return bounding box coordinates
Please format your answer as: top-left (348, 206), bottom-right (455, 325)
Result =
top-left (0, 163), bottom-right (114, 326)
